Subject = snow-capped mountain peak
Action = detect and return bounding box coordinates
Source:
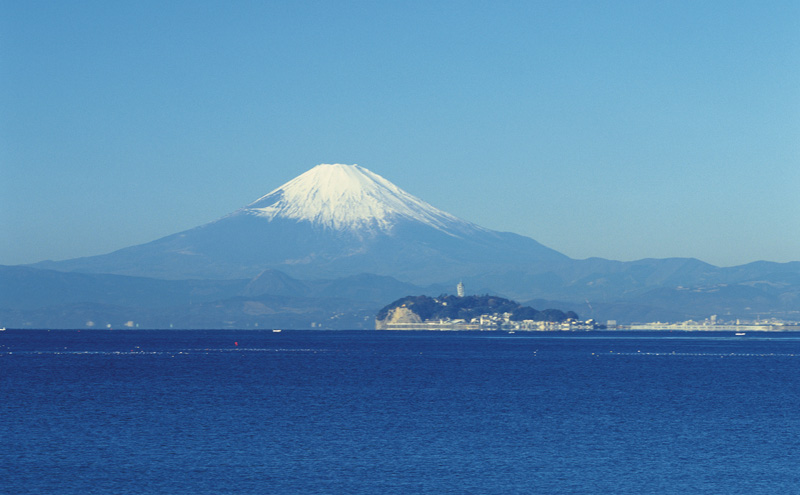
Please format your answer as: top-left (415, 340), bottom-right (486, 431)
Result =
top-left (241, 164), bottom-right (478, 235)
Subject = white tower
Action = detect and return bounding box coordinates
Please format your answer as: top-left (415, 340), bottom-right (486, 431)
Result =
top-left (457, 281), bottom-right (465, 298)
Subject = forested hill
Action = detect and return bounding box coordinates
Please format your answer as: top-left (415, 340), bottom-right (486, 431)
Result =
top-left (376, 294), bottom-right (578, 323)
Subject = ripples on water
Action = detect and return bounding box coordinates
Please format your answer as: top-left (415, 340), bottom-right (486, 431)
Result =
top-left (2, 330), bottom-right (799, 494)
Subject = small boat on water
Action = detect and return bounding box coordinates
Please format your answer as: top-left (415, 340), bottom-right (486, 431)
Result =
top-left (735, 332), bottom-right (746, 336)
top-left (272, 329), bottom-right (282, 333)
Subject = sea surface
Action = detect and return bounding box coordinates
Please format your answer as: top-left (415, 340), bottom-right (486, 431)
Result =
top-left (2, 330), bottom-right (800, 494)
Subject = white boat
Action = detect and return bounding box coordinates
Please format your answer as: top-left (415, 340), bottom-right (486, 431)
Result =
top-left (735, 332), bottom-right (745, 336)
top-left (272, 329), bottom-right (282, 333)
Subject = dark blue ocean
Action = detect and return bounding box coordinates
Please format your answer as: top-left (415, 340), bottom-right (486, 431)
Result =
top-left (2, 330), bottom-right (800, 494)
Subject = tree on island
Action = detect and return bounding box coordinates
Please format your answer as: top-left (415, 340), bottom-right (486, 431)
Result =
top-left (377, 294), bottom-right (578, 323)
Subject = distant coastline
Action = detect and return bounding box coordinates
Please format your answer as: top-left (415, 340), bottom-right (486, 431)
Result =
top-left (621, 323), bottom-right (800, 332)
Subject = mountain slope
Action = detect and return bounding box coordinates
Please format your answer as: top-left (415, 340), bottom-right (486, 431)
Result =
top-left (32, 164), bottom-right (567, 282)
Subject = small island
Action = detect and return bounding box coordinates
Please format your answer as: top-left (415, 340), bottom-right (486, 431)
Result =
top-left (375, 294), bottom-right (596, 331)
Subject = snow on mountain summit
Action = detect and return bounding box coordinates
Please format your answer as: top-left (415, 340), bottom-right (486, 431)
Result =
top-left (241, 164), bottom-right (478, 235)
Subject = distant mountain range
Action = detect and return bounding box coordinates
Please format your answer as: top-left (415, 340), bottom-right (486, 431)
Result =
top-left (4, 164), bottom-right (799, 328)
top-left (0, 265), bottom-right (441, 329)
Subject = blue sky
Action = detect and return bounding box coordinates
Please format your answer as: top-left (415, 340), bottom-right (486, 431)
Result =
top-left (2, 1), bottom-right (799, 267)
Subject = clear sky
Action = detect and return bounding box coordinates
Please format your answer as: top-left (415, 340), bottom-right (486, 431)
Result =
top-left (2, 1), bottom-right (799, 268)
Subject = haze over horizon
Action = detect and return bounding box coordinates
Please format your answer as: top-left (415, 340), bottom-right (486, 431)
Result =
top-left (3, 1), bottom-right (799, 268)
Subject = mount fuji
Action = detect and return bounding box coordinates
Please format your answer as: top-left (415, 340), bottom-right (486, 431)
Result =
top-left (9, 163), bottom-right (800, 327)
top-left (33, 164), bottom-right (567, 283)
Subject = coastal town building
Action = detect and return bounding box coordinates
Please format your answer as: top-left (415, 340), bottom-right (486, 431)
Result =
top-left (626, 315), bottom-right (798, 331)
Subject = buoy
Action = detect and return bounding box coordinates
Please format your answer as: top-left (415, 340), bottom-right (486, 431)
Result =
top-left (235, 342), bottom-right (238, 346)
